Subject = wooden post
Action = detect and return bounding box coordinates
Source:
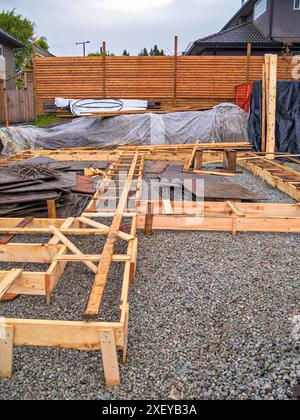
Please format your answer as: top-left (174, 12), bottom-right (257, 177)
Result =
top-left (246, 43), bottom-right (252, 84)
top-left (261, 63), bottom-right (266, 154)
top-left (266, 54), bottom-right (277, 160)
top-left (47, 200), bottom-right (57, 219)
top-left (223, 150), bottom-right (237, 173)
top-left (193, 150), bottom-right (203, 170)
top-left (32, 51), bottom-right (38, 121)
top-left (173, 36), bottom-right (178, 108)
top-left (99, 329), bottom-right (120, 388)
top-left (0, 324), bottom-right (14, 378)
top-left (102, 42), bottom-right (107, 99)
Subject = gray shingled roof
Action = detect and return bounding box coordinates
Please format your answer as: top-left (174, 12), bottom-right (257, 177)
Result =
top-left (0, 29), bottom-right (24, 48)
top-left (196, 22), bottom-right (275, 44)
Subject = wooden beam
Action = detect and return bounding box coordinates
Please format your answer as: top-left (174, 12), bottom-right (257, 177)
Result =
top-left (77, 217), bottom-right (135, 241)
top-left (266, 54), bottom-right (277, 160)
top-left (99, 329), bottom-right (120, 388)
top-left (83, 152), bottom-right (139, 319)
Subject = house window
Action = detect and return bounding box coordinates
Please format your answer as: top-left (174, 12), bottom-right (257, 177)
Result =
top-left (0, 44), bottom-right (3, 56)
top-left (254, 0), bottom-right (267, 20)
top-left (294, 0), bottom-right (300, 10)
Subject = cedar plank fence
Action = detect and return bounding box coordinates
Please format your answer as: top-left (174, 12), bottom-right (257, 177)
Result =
top-left (0, 72), bottom-right (35, 123)
top-left (34, 55), bottom-right (295, 116)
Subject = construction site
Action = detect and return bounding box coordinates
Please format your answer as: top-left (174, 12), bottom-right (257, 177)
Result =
top-left (0, 35), bottom-right (300, 400)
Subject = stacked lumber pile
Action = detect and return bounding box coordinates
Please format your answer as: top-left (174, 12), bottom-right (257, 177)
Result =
top-left (0, 157), bottom-right (102, 217)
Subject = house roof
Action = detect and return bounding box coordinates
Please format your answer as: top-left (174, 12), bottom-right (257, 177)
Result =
top-left (0, 29), bottom-right (25, 48)
top-left (196, 22), bottom-right (274, 44)
top-left (222, 0), bottom-right (256, 31)
top-left (184, 22), bottom-right (286, 55)
top-left (33, 44), bottom-right (55, 58)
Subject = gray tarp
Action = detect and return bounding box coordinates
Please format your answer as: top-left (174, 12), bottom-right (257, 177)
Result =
top-left (0, 104), bottom-right (249, 156)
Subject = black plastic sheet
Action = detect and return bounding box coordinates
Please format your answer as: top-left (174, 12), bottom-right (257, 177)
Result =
top-left (248, 80), bottom-right (300, 153)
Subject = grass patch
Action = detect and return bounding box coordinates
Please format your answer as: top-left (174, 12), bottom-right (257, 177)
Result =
top-left (30, 114), bottom-right (61, 127)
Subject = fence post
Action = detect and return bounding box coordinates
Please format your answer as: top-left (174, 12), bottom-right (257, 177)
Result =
top-left (32, 52), bottom-right (38, 121)
top-left (102, 41), bottom-right (107, 99)
top-left (173, 35), bottom-right (178, 108)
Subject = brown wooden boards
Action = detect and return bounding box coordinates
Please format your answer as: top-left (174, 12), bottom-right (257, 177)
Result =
top-left (34, 56), bottom-right (295, 115)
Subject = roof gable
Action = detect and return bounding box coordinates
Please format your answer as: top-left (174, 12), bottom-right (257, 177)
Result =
top-left (222, 0), bottom-right (256, 30)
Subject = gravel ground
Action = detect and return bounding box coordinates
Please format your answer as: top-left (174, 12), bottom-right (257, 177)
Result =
top-left (0, 169), bottom-right (299, 400)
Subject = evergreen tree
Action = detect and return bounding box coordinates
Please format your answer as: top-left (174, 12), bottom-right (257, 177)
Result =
top-left (139, 48), bottom-right (149, 56)
top-left (122, 49), bottom-right (130, 56)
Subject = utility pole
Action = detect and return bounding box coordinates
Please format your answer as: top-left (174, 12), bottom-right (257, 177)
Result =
top-left (76, 41), bottom-right (90, 57)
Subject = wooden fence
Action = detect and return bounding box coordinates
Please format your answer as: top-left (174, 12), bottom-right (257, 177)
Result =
top-left (0, 73), bottom-right (35, 123)
top-left (34, 55), bottom-right (295, 115)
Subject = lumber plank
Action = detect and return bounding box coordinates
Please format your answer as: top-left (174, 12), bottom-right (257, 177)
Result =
top-left (0, 269), bottom-right (23, 299)
top-left (99, 329), bottom-right (120, 388)
top-left (83, 152), bottom-right (139, 319)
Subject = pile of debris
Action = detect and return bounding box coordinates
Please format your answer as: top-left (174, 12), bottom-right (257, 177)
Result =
top-left (0, 157), bottom-right (105, 218)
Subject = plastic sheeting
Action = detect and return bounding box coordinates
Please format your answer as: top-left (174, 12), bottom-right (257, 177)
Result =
top-left (248, 80), bottom-right (300, 153)
top-left (0, 104), bottom-right (249, 156)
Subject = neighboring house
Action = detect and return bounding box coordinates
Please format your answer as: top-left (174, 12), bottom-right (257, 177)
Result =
top-left (185, 0), bottom-right (300, 56)
top-left (0, 29), bottom-right (24, 88)
top-left (33, 44), bottom-right (55, 58)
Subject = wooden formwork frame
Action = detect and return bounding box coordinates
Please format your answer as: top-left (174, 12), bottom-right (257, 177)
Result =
top-left (1, 144), bottom-right (300, 387)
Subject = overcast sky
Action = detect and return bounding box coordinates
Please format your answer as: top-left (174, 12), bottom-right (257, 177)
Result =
top-left (1, 0), bottom-right (243, 56)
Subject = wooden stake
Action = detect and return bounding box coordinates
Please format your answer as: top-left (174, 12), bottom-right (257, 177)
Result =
top-left (144, 201), bottom-right (154, 236)
top-left (99, 329), bottom-right (120, 388)
top-left (184, 139), bottom-right (200, 172)
top-left (47, 200), bottom-right (57, 219)
top-left (0, 324), bottom-right (14, 378)
top-left (193, 150), bottom-right (203, 170)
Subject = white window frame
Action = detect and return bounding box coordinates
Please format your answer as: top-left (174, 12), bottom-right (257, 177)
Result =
top-left (294, 0), bottom-right (300, 10)
top-left (254, 0), bottom-right (267, 21)
top-left (0, 44), bottom-right (3, 56)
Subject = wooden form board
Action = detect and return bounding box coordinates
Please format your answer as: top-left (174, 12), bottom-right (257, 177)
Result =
top-left (33, 55), bottom-right (295, 115)
top-left (1, 144), bottom-right (300, 387)
top-left (238, 153), bottom-right (300, 202)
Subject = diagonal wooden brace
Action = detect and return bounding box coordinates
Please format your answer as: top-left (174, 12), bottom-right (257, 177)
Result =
top-left (49, 226), bottom-right (98, 274)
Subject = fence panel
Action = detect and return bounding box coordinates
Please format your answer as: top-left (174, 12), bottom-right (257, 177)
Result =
top-left (34, 55), bottom-right (295, 115)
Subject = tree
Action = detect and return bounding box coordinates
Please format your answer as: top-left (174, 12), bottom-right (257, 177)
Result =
top-left (139, 48), bottom-right (149, 56)
top-left (88, 51), bottom-right (115, 57)
top-left (122, 49), bottom-right (130, 56)
top-left (0, 9), bottom-right (35, 70)
top-left (35, 36), bottom-right (49, 52)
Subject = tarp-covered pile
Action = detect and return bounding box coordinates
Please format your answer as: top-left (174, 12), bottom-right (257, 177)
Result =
top-left (248, 81), bottom-right (300, 153)
top-left (0, 105), bottom-right (249, 156)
